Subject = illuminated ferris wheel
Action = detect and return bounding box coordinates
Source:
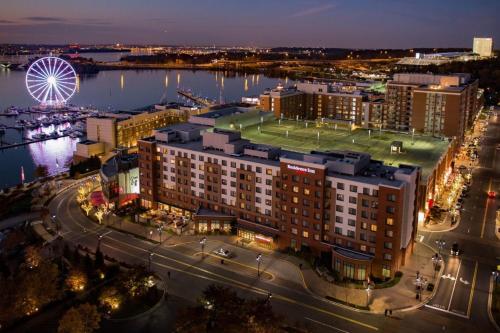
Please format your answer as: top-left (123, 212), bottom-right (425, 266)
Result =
top-left (25, 56), bottom-right (77, 106)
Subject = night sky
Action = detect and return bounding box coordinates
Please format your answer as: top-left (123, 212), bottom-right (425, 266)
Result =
top-left (0, 0), bottom-right (498, 48)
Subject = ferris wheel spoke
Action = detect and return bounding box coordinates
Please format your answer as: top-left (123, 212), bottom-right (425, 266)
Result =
top-left (33, 63), bottom-right (48, 78)
top-left (39, 60), bottom-right (51, 78)
top-left (52, 60), bottom-right (65, 78)
top-left (28, 66), bottom-right (47, 80)
top-left (30, 82), bottom-right (49, 97)
top-left (56, 83), bottom-right (73, 97)
top-left (56, 70), bottom-right (76, 80)
top-left (27, 81), bottom-right (49, 90)
top-left (27, 71), bottom-right (46, 80)
top-left (34, 83), bottom-right (50, 102)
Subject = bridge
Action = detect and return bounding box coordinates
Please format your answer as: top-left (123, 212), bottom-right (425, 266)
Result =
top-left (177, 90), bottom-right (217, 107)
top-left (0, 62), bottom-right (21, 69)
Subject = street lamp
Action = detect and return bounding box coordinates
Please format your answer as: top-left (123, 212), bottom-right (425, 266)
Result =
top-left (149, 230), bottom-right (153, 240)
top-left (148, 252), bottom-right (154, 271)
top-left (158, 226), bottom-right (163, 243)
top-left (256, 254), bottom-right (262, 277)
top-left (200, 237), bottom-right (207, 258)
top-left (435, 239), bottom-right (446, 257)
top-left (431, 253), bottom-right (442, 280)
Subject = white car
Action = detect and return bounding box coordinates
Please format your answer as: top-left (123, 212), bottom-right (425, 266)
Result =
top-left (213, 248), bottom-right (232, 258)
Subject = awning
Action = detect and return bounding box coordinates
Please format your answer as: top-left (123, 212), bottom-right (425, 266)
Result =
top-left (237, 218), bottom-right (280, 238)
top-left (332, 246), bottom-right (374, 262)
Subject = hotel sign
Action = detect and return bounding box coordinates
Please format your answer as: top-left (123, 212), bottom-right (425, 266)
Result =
top-left (287, 164), bottom-right (316, 174)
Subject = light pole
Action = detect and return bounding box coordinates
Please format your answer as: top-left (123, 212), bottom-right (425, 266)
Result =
top-left (148, 252), bottom-right (154, 271)
top-left (158, 226), bottom-right (163, 243)
top-left (435, 239), bottom-right (446, 257)
top-left (200, 237), bottom-right (207, 258)
top-left (97, 234), bottom-right (103, 249)
top-left (431, 253), bottom-right (442, 280)
top-left (256, 254), bottom-right (262, 277)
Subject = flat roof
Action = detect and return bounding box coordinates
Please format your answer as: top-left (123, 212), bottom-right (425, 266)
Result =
top-left (216, 118), bottom-right (450, 179)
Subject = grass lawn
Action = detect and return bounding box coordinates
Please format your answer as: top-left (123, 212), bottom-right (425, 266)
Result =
top-left (217, 118), bottom-right (450, 179)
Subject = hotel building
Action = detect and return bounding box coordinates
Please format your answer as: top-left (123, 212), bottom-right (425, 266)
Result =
top-left (74, 104), bottom-right (196, 161)
top-left (138, 115), bottom-right (420, 280)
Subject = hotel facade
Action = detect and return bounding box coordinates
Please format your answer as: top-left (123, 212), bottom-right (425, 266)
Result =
top-left (138, 119), bottom-right (420, 280)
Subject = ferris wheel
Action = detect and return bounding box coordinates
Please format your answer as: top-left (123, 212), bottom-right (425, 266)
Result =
top-left (25, 56), bottom-right (77, 106)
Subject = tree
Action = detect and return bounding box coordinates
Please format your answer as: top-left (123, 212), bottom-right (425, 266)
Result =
top-left (12, 261), bottom-right (60, 317)
top-left (24, 245), bottom-right (42, 269)
top-left (58, 303), bottom-right (101, 333)
top-left (98, 287), bottom-right (122, 312)
top-left (118, 265), bottom-right (150, 297)
top-left (175, 284), bottom-right (285, 333)
top-left (65, 269), bottom-right (88, 292)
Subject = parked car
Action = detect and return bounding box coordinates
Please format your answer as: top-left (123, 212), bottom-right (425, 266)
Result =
top-left (451, 243), bottom-right (460, 256)
top-left (213, 248), bottom-right (232, 258)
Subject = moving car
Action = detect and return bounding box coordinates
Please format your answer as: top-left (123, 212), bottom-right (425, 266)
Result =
top-left (451, 243), bottom-right (460, 256)
top-left (488, 191), bottom-right (496, 199)
top-left (213, 248), bottom-right (232, 258)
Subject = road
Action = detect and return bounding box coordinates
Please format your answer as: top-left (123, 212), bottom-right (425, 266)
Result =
top-left (420, 111), bottom-right (500, 328)
top-left (51, 181), bottom-right (490, 332)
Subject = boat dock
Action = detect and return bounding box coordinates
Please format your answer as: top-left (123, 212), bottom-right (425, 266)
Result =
top-left (0, 134), bottom-right (70, 151)
top-left (177, 90), bottom-right (217, 107)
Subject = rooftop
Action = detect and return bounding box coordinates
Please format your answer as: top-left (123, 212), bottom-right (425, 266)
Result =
top-left (215, 118), bottom-right (450, 179)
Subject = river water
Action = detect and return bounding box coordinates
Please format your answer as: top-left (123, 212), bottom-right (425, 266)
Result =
top-left (0, 53), bottom-right (290, 188)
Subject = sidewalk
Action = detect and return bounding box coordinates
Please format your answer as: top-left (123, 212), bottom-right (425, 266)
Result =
top-left (422, 211), bottom-right (458, 232)
top-left (69, 198), bottom-right (443, 314)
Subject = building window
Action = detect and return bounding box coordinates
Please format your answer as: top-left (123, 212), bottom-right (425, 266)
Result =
top-left (347, 230), bottom-right (355, 238)
top-left (360, 245), bottom-right (367, 252)
top-left (362, 199), bottom-right (369, 207)
top-left (291, 228), bottom-right (297, 235)
top-left (385, 230), bottom-right (393, 237)
top-left (382, 265), bottom-right (391, 278)
top-left (348, 219), bottom-right (356, 226)
top-left (386, 217), bottom-right (394, 225)
top-left (337, 182), bottom-right (345, 190)
top-left (370, 224), bottom-right (377, 232)
top-left (335, 216), bottom-right (343, 224)
top-left (337, 194), bottom-right (344, 201)
top-left (349, 196), bottom-right (357, 204)
top-left (302, 231), bottom-right (309, 238)
top-left (384, 253), bottom-right (392, 261)
top-left (336, 205), bottom-right (344, 213)
top-left (344, 263), bottom-right (355, 280)
top-left (292, 186), bottom-right (299, 193)
top-left (358, 265), bottom-right (366, 281)
top-left (335, 227), bottom-right (342, 235)
top-left (334, 258), bottom-right (341, 272)
top-left (348, 208), bottom-right (356, 215)
top-left (387, 194), bottom-right (396, 202)
top-left (386, 206), bottom-right (395, 214)
top-left (349, 185), bottom-right (358, 193)
top-left (384, 242), bottom-right (393, 249)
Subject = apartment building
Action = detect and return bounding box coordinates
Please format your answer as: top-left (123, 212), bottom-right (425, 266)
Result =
top-left (138, 118), bottom-right (420, 280)
top-left (260, 82), bottom-right (366, 127)
top-left (385, 73), bottom-right (479, 138)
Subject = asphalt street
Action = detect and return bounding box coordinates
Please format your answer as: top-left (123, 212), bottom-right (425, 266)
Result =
top-left (420, 111), bottom-right (500, 328)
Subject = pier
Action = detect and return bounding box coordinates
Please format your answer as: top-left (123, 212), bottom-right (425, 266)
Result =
top-left (0, 134), bottom-right (70, 151)
top-left (177, 90), bottom-right (217, 107)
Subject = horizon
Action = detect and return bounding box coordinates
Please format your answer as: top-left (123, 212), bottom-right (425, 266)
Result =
top-left (1, 0), bottom-right (498, 48)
